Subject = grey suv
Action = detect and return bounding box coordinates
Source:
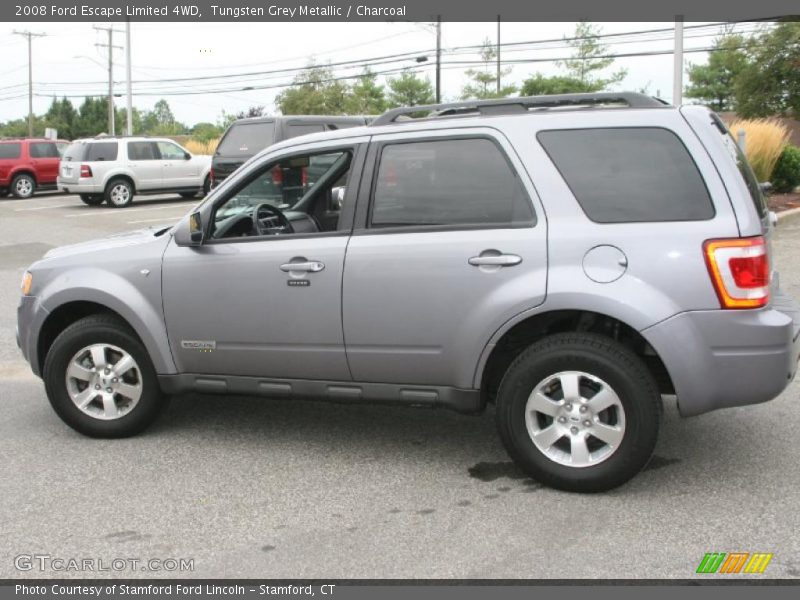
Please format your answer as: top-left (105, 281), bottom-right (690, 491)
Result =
top-left (16, 93), bottom-right (800, 492)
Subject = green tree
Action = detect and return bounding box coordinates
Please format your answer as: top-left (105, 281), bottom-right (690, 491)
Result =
top-left (276, 64), bottom-right (352, 115)
top-left (685, 33), bottom-right (750, 111)
top-left (43, 97), bottom-right (77, 139)
top-left (347, 69), bottom-right (387, 114)
top-left (191, 121), bottom-right (223, 143)
top-left (556, 21), bottom-right (627, 91)
top-left (520, 74), bottom-right (597, 96)
top-left (461, 38), bottom-right (517, 100)
top-left (141, 99), bottom-right (185, 135)
top-left (72, 97), bottom-right (111, 137)
top-left (735, 22), bottom-right (800, 118)
top-left (385, 70), bottom-right (435, 108)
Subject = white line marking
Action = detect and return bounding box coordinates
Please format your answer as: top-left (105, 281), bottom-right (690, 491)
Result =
top-left (15, 203), bottom-right (76, 212)
top-left (64, 202), bottom-right (196, 218)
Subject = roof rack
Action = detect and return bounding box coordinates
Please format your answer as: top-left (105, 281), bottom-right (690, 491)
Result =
top-left (370, 92), bottom-right (668, 127)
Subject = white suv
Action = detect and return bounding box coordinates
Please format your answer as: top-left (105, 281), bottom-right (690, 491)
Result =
top-left (58, 136), bottom-right (212, 208)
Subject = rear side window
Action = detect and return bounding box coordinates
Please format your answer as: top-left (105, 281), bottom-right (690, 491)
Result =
top-left (0, 143), bottom-right (21, 159)
top-left (85, 142), bottom-right (118, 162)
top-left (217, 122), bottom-right (276, 156)
top-left (286, 123), bottom-right (325, 139)
top-left (127, 141), bottom-right (159, 160)
top-left (29, 142), bottom-right (60, 158)
top-left (370, 138), bottom-right (535, 229)
top-left (538, 127), bottom-right (714, 223)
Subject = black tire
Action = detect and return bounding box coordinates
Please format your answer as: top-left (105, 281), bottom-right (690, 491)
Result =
top-left (180, 192), bottom-right (198, 199)
top-left (0, 189), bottom-right (9, 198)
top-left (80, 194), bottom-right (104, 206)
top-left (104, 178), bottom-right (134, 208)
top-left (495, 333), bottom-right (661, 493)
top-left (11, 173), bottom-right (35, 199)
top-left (43, 314), bottom-right (167, 438)
top-left (202, 175), bottom-right (211, 196)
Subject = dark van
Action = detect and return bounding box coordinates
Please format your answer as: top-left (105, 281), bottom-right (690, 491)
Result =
top-left (211, 115), bottom-right (370, 187)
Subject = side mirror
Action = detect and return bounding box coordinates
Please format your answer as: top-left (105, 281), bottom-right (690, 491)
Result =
top-left (174, 212), bottom-right (205, 247)
top-left (331, 186), bottom-right (346, 210)
top-left (184, 152), bottom-right (191, 160)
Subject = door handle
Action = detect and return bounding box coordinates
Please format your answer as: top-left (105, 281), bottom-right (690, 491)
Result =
top-left (468, 254), bottom-right (522, 267)
top-left (280, 261), bottom-right (325, 273)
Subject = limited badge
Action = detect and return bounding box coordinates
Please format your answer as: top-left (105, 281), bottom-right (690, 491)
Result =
top-left (181, 340), bottom-right (216, 352)
top-left (287, 280), bottom-right (310, 287)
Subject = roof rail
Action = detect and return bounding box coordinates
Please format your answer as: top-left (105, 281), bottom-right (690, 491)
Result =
top-left (370, 92), bottom-right (668, 127)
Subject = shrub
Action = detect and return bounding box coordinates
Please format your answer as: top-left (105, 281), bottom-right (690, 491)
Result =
top-left (771, 145), bottom-right (800, 193)
top-left (728, 119), bottom-right (790, 182)
top-left (184, 138), bottom-right (219, 155)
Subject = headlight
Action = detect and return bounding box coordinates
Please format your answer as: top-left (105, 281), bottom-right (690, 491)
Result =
top-left (21, 271), bottom-right (32, 296)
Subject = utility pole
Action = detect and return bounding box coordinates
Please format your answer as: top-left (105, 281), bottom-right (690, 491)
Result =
top-left (93, 26), bottom-right (123, 135)
top-left (13, 30), bottom-right (46, 138)
top-left (125, 20), bottom-right (133, 136)
top-left (435, 15), bottom-right (441, 104)
top-left (496, 15), bottom-right (501, 95)
top-left (673, 16), bottom-right (684, 106)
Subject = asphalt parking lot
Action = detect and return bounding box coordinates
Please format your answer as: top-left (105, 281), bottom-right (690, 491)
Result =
top-left (1, 192), bottom-right (799, 580)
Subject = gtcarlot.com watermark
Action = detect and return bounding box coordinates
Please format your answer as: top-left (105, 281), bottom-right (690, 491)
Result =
top-left (15, 554), bottom-right (194, 573)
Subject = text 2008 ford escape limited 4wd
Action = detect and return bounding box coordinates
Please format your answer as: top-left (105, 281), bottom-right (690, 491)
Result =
top-left (16, 93), bottom-right (800, 492)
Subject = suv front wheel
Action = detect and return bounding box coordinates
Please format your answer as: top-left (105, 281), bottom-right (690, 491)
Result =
top-left (43, 314), bottom-right (167, 437)
top-left (495, 333), bottom-right (661, 493)
top-left (105, 178), bottom-right (134, 208)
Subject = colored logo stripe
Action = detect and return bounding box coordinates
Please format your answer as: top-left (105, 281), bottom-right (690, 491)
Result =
top-left (696, 552), bottom-right (773, 574)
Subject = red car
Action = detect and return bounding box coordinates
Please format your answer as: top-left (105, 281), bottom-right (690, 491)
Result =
top-left (0, 138), bottom-right (68, 199)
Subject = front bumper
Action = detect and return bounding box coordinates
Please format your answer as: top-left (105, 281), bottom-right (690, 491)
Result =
top-left (643, 290), bottom-right (800, 416)
top-left (57, 178), bottom-right (102, 194)
top-left (17, 295), bottom-right (49, 377)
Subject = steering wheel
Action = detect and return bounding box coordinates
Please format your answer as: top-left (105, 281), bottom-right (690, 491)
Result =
top-left (252, 203), bottom-right (294, 236)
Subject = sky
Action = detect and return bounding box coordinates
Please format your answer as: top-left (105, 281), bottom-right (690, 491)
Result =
top-left (0, 20), bottom-right (759, 127)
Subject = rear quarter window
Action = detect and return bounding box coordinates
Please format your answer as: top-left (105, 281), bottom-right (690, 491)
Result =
top-left (538, 127), bottom-right (715, 223)
top-left (85, 142), bottom-right (118, 162)
top-left (0, 143), bottom-right (22, 159)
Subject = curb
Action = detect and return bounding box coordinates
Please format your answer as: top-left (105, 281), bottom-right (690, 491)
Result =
top-left (777, 206), bottom-right (800, 221)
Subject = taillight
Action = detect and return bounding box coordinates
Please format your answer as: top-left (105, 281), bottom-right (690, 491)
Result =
top-left (80, 164), bottom-right (92, 178)
top-left (703, 236), bottom-right (770, 309)
top-left (271, 166), bottom-right (283, 185)
top-left (209, 167), bottom-right (215, 185)
top-left (301, 166), bottom-right (308, 187)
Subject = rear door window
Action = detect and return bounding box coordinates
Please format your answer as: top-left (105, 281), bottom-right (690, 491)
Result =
top-left (370, 137), bottom-right (535, 229)
top-left (29, 142), bottom-right (60, 158)
top-left (538, 127), bottom-right (714, 223)
top-left (127, 141), bottom-right (159, 160)
top-left (286, 123), bottom-right (325, 139)
top-left (0, 143), bottom-right (22, 159)
top-left (85, 142), bottom-right (118, 162)
top-left (217, 122), bottom-right (276, 156)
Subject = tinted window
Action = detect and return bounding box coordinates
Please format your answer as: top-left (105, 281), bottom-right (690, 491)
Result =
top-left (85, 142), bottom-right (118, 162)
top-left (538, 128), bottom-right (714, 223)
top-left (127, 141), bottom-right (159, 160)
top-left (63, 142), bottom-right (85, 162)
top-left (217, 122), bottom-right (276, 156)
top-left (712, 114), bottom-right (767, 219)
top-left (29, 142), bottom-right (60, 158)
top-left (371, 138), bottom-right (534, 229)
top-left (286, 124), bottom-right (325, 139)
top-left (0, 143), bottom-right (21, 159)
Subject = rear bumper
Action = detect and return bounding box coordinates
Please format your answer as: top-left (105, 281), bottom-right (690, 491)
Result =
top-left (57, 178), bottom-right (102, 194)
top-left (643, 291), bottom-right (800, 416)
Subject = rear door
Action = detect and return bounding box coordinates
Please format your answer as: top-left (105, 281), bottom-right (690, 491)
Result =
top-left (126, 141), bottom-right (162, 191)
top-left (28, 141), bottom-right (61, 184)
top-left (342, 129), bottom-right (548, 389)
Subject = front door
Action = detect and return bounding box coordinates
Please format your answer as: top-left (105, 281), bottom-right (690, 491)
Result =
top-left (158, 141), bottom-right (197, 188)
top-left (342, 131), bottom-right (548, 389)
top-left (162, 140), bottom-right (366, 381)
top-left (126, 141), bottom-right (162, 191)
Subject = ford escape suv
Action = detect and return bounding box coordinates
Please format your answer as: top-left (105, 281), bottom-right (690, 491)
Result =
top-left (17, 93), bottom-right (800, 492)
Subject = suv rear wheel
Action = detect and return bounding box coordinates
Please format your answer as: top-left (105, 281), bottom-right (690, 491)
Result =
top-left (105, 178), bottom-right (133, 208)
top-left (495, 333), bottom-right (661, 492)
top-left (11, 173), bottom-right (35, 199)
top-left (79, 194), bottom-right (104, 206)
top-left (43, 314), bottom-right (167, 438)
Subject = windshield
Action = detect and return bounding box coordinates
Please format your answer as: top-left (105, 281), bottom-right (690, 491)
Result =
top-left (217, 122), bottom-right (276, 156)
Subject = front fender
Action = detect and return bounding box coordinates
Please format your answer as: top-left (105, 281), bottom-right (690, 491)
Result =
top-left (38, 268), bottom-right (176, 375)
